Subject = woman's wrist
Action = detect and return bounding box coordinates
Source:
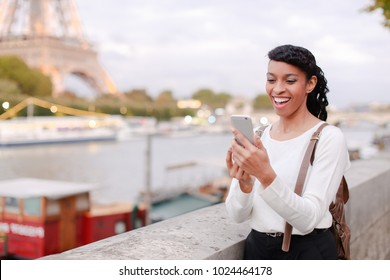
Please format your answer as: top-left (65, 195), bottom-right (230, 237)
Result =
top-left (239, 178), bottom-right (254, 193)
top-left (257, 168), bottom-right (276, 188)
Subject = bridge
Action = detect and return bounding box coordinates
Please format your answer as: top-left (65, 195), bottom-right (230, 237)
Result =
top-left (327, 111), bottom-right (390, 126)
top-left (250, 110), bottom-right (390, 127)
top-left (0, 97), bottom-right (108, 120)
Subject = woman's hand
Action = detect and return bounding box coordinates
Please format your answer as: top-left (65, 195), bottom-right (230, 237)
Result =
top-left (226, 147), bottom-right (254, 193)
top-left (230, 128), bottom-right (276, 188)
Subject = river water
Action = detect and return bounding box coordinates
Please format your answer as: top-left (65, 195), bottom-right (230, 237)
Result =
top-left (0, 132), bottom-right (232, 203)
top-left (0, 123), bottom-right (382, 204)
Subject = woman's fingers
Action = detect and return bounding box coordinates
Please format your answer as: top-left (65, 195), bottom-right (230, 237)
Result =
top-left (226, 151), bottom-right (245, 180)
top-left (226, 147), bottom-right (234, 170)
top-left (254, 135), bottom-right (266, 151)
top-left (232, 128), bottom-right (252, 149)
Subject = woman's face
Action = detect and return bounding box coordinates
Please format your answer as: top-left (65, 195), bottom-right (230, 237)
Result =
top-left (266, 60), bottom-right (317, 118)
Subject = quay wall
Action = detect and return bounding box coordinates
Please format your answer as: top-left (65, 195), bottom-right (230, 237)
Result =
top-left (43, 153), bottom-right (390, 260)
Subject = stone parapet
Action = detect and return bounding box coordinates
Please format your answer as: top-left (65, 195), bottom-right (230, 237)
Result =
top-left (346, 153), bottom-right (390, 259)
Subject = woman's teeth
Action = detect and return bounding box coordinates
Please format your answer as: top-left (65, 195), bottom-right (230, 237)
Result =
top-left (274, 97), bottom-right (290, 104)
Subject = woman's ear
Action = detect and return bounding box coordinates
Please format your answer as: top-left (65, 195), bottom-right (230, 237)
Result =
top-left (306, 75), bottom-right (317, 93)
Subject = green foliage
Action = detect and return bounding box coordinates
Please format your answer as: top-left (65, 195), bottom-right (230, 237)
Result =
top-left (93, 93), bottom-right (125, 114)
top-left (192, 88), bottom-right (232, 109)
top-left (0, 79), bottom-right (21, 95)
top-left (0, 85), bottom-right (255, 120)
top-left (0, 56), bottom-right (52, 96)
top-left (0, 92), bottom-right (28, 115)
top-left (153, 90), bottom-right (196, 120)
top-left (365, 0), bottom-right (390, 28)
top-left (0, 56), bottom-right (254, 119)
top-left (213, 92), bottom-right (232, 109)
top-left (30, 69), bottom-right (52, 97)
top-left (155, 90), bottom-right (176, 107)
top-left (124, 89), bottom-right (153, 104)
top-left (253, 93), bottom-right (273, 110)
top-left (192, 88), bottom-right (214, 104)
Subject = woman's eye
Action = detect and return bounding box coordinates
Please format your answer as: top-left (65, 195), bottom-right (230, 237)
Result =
top-left (286, 80), bottom-right (296, 84)
top-left (267, 79), bottom-right (275, 83)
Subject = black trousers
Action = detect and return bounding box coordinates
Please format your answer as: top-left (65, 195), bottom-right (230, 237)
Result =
top-left (244, 228), bottom-right (338, 260)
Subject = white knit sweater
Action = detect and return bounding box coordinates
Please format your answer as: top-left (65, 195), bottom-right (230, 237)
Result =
top-left (225, 122), bottom-right (351, 235)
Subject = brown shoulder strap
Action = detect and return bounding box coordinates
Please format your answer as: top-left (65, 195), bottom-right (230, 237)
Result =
top-left (282, 122), bottom-right (329, 252)
top-left (255, 125), bottom-right (268, 138)
top-left (333, 176), bottom-right (349, 206)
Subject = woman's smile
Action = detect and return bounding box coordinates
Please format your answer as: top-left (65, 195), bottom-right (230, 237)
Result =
top-left (272, 96), bottom-right (291, 108)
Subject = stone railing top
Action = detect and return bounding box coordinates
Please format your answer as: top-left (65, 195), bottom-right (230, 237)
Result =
top-left (42, 203), bottom-right (250, 260)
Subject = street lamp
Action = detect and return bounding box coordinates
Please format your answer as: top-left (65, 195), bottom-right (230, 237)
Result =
top-left (2, 101), bottom-right (10, 110)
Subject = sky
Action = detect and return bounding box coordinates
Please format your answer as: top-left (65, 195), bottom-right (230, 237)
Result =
top-left (71, 0), bottom-right (390, 109)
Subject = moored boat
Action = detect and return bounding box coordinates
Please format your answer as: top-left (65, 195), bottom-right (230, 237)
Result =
top-left (0, 116), bottom-right (124, 146)
top-left (0, 177), bottom-right (145, 259)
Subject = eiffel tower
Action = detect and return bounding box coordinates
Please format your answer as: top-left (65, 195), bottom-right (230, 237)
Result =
top-left (0, 0), bottom-right (118, 96)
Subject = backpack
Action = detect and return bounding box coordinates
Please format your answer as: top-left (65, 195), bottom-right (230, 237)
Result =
top-left (329, 176), bottom-right (351, 259)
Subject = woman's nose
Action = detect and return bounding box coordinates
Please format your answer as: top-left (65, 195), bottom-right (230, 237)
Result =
top-left (272, 82), bottom-right (285, 94)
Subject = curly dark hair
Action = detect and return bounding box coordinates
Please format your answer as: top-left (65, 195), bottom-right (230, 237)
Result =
top-left (267, 44), bottom-right (329, 121)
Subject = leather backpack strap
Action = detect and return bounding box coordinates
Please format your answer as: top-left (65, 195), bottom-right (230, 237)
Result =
top-left (330, 176), bottom-right (349, 209)
top-left (282, 122), bottom-right (329, 252)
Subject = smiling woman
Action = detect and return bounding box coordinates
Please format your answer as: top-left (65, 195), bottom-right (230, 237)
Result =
top-left (267, 45), bottom-right (329, 124)
top-left (225, 44), bottom-right (351, 260)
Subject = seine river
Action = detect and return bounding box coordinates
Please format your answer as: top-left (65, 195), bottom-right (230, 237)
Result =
top-left (0, 123), bottom-right (382, 204)
top-left (0, 132), bottom-right (232, 203)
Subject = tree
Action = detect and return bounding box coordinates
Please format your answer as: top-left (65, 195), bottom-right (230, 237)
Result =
top-left (151, 90), bottom-right (177, 120)
top-left (252, 93), bottom-right (273, 110)
top-left (0, 79), bottom-right (21, 95)
top-left (155, 90), bottom-right (176, 107)
top-left (192, 88), bottom-right (215, 105)
top-left (124, 89), bottom-right (153, 104)
top-left (31, 68), bottom-right (53, 97)
top-left (0, 56), bottom-right (52, 96)
top-left (192, 88), bottom-right (232, 109)
top-left (213, 92), bottom-right (232, 109)
top-left (365, 0), bottom-right (390, 29)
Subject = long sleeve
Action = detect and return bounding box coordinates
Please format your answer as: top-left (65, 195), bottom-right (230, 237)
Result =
top-left (258, 125), bottom-right (350, 233)
top-left (225, 178), bottom-right (255, 223)
top-left (224, 122), bottom-right (351, 235)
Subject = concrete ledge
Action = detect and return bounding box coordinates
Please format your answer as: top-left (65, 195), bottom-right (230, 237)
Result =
top-left (345, 153), bottom-right (390, 259)
top-left (42, 203), bottom-right (250, 260)
top-left (42, 153), bottom-right (390, 260)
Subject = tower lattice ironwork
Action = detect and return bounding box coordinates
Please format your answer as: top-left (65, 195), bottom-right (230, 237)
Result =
top-left (0, 0), bottom-right (118, 96)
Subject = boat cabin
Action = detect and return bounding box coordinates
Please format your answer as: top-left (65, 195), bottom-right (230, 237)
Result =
top-left (0, 178), bottom-right (143, 259)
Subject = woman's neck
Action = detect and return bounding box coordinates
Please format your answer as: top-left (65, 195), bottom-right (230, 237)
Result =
top-left (271, 111), bottom-right (321, 140)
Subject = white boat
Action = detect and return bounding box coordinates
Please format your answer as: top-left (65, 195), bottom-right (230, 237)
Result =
top-left (0, 116), bottom-right (124, 146)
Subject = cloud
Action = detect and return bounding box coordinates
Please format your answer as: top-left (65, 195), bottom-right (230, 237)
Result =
top-left (75, 0), bottom-right (390, 107)
top-left (315, 35), bottom-right (374, 64)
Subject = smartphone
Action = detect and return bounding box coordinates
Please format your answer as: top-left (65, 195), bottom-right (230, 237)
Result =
top-left (230, 115), bottom-right (254, 145)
